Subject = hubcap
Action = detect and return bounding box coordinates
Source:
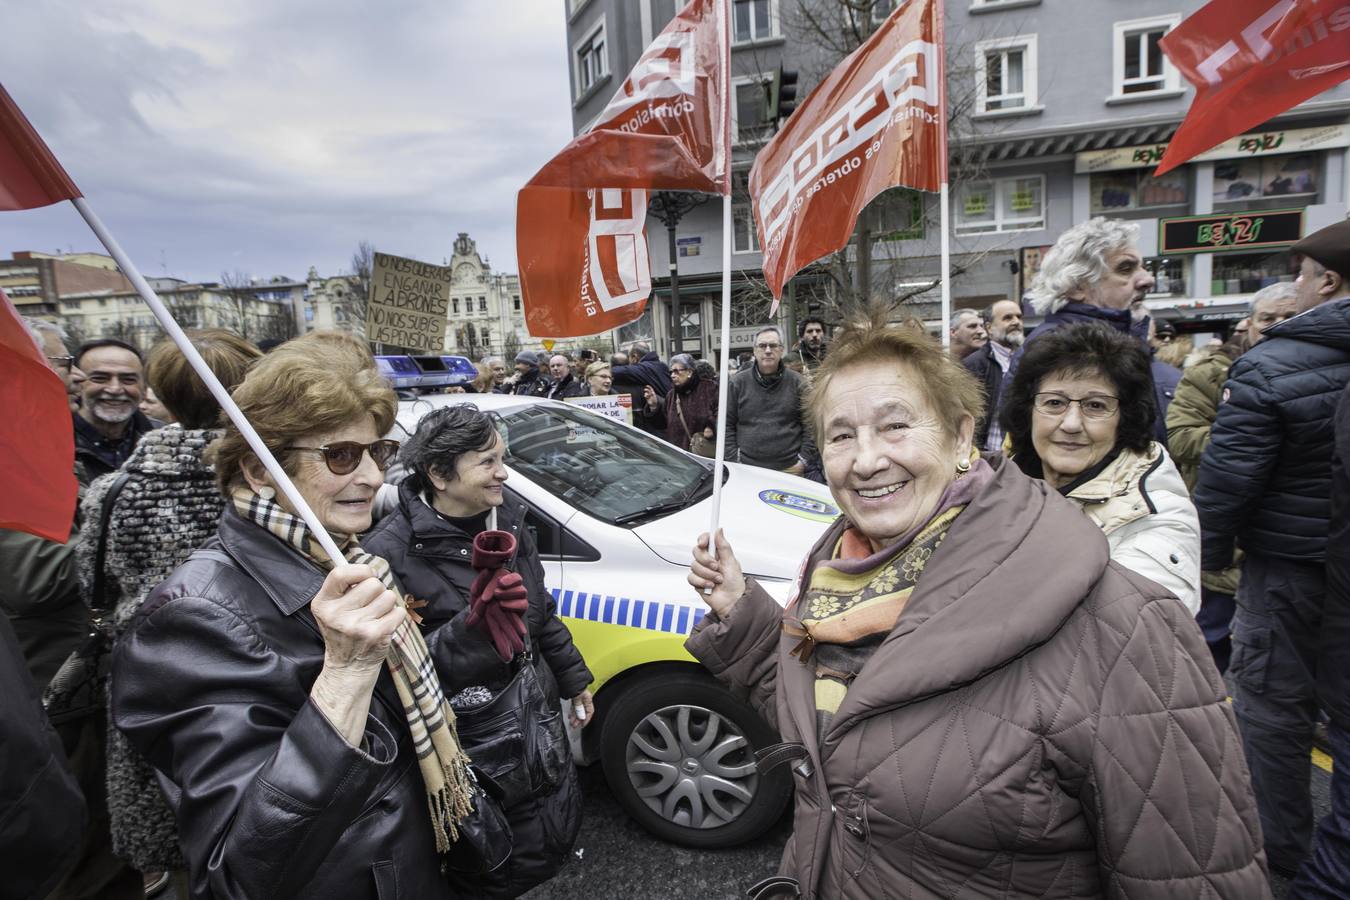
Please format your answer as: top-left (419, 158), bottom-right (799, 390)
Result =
top-left (625, 703), bottom-right (759, 829)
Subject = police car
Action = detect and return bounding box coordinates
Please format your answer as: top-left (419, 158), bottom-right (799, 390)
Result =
top-left (383, 377), bottom-right (836, 848)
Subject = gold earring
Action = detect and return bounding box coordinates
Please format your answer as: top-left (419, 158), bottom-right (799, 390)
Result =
top-left (955, 458), bottom-right (971, 475)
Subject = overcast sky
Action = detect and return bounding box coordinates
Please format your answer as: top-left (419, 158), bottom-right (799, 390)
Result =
top-left (0, 0), bottom-right (575, 283)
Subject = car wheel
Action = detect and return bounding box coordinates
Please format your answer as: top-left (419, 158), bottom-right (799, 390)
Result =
top-left (599, 669), bottom-right (791, 848)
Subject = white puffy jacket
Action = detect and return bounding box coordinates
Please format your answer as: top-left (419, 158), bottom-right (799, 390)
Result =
top-left (1062, 442), bottom-right (1202, 615)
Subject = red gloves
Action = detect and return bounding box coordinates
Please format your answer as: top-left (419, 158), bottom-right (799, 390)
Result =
top-left (465, 530), bottom-right (529, 662)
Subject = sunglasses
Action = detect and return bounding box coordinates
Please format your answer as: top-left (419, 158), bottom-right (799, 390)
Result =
top-left (284, 439), bottom-right (400, 475)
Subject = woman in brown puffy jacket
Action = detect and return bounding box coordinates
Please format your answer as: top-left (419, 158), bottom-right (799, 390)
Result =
top-left (686, 319), bottom-right (1271, 899)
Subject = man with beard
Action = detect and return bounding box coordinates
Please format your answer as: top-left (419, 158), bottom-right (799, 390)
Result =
top-left (962, 299), bottom-right (1023, 451)
top-left (72, 339), bottom-right (160, 485)
top-left (545, 354), bottom-right (576, 399)
top-left (788, 316), bottom-right (828, 374)
top-left (1016, 217), bottom-right (1178, 442)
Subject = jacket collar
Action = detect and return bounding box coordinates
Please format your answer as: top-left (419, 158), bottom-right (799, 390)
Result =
top-left (216, 505), bottom-right (327, 617)
top-left (815, 455), bottom-right (1111, 745)
top-left (396, 479), bottom-right (526, 545)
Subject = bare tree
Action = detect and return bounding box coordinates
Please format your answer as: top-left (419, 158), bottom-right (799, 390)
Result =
top-left (344, 240), bottom-right (374, 337)
top-left (218, 269), bottom-right (255, 339)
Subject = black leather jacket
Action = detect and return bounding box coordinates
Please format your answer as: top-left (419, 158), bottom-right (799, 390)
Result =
top-left (111, 507), bottom-right (495, 900)
top-left (362, 484), bottom-right (591, 701)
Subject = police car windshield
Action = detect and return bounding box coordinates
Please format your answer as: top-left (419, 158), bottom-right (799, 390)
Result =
top-left (498, 404), bottom-right (709, 525)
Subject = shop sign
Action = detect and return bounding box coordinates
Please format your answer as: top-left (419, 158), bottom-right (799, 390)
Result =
top-left (1159, 209), bottom-right (1304, 255)
top-left (1075, 123), bottom-right (1350, 174)
top-left (677, 236), bottom-right (701, 258)
top-left (1017, 244), bottom-right (1053, 300)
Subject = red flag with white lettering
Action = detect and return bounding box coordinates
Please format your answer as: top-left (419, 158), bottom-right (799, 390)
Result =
top-left (1155, 0), bottom-right (1350, 176)
top-left (517, 0), bottom-right (729, 339)
top-left (749, 0), bottom-right (943, 305)
top-left (0, 288), bottom-right (77, 542)
top-left (0, 82), bottom-right (82, 210)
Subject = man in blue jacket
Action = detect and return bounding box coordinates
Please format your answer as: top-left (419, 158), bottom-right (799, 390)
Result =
top-left (1195, 218), bottom-right (1350, 878)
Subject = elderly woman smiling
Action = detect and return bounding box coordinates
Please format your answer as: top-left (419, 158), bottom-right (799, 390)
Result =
top-left (685, 320), bottom-right (1267, 899)
top-left (112, 336), bottom-right (479, 900)
top-left (1000, 322), bottom-right (1201, 615)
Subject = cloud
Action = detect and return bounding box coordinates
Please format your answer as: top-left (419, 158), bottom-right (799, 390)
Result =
top-left (0, 0), bottom-right (575, 281)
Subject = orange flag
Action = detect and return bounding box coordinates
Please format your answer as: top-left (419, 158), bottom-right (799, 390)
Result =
top-left (0, 83), bottom-right (81, 210)
top-left (516, 0), bottom-right (729, 339)
top-left (1155, 0), bottom-right (1350, 176)
top-left (749, 0), bottom-right (944, 307)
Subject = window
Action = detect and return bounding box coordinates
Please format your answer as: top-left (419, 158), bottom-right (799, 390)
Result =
top-left (873, 188), bottom-right (925, 241)
top-left (452, 298), bottom-right (460, 315)
top-left (975, 35), bottom-right (1037, 114)
top-left (1090, 169), bottom-right (1189, 214)
top-left (1144, 257), bottom-right (1186, 298)
top-left (1212, 250), bottom-right (1296, 296)
top-left (871, 0), bottom-right (897, 23)
top-left (732, 170), bottom-right (760, 254)
top-left (513, 295), bottom-right (522, 312)
top-left (1112, 16), bottom-right (1180, 97)
top-left (1213, 154), bottom-right (1318, 204)
top-left (574, 21), bottom-right (608, 98)
top-left (733, 0), bottom-right (775, 44)
top-left (955, 175), bottom-right (1045, 234)
top-left (733, 76), bottom-right (773, 144)
top-left (478, 296), bottom-right (487, 313)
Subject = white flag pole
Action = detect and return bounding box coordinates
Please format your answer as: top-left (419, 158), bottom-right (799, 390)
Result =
top-left (70, 197), bottom-right (348, 564)
top-left (937, 0), bottom-right (952, 348)
top-left (705, 0), bottom-right (733, 558)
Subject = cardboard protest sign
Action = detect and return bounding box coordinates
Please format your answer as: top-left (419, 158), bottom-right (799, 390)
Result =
top-left (565, 393), bottom-right (633, 426)
top-left (368, 251), bottom-right (451, 352)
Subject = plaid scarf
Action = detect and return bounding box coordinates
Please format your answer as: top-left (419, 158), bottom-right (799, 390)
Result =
top-left (232, 488), bottom-right (473, 852)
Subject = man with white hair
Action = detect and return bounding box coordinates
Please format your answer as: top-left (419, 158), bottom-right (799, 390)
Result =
top-left (545, 353), bottom-right (576, 399)
top-left (948, 308), bottom-right (987, 361)
top-left (1014, 217), bottom-right (1179, 443)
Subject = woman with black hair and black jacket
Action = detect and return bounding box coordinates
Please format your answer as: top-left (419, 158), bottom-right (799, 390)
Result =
top-left (362, 403), bottom-right (592, 898)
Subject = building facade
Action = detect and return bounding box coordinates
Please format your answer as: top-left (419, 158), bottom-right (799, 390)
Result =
top-left (0, 251), bottom-right (133, 318)
top-left (564, 0), bottom-right (1350, 357)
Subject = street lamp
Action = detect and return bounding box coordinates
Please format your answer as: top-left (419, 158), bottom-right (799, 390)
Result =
top-left (648, 190), bottom-right (709, 355)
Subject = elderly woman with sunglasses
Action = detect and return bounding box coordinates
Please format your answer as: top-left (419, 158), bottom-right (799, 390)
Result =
top-left (112, 336), bottom-right (482, 900)
top-left (685, 319), bottom-right (1265, 899)
top-left (999, 322), bottom-right (1202, 615)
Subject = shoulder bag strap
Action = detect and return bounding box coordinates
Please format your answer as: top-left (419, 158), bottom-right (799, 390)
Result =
top-left (91, 472), bottom-right (132, 614)
top-left (674, 395), bottom-right (693, 445)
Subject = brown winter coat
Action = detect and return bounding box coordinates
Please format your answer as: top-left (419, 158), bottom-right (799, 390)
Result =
top-left (686, 455), bottom-right (1268, 899)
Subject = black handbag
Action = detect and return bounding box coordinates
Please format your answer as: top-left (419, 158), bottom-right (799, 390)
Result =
top-left (442, 765), bottom-right (514, 877)
top-left (43, 472), bottom-right (130, 725)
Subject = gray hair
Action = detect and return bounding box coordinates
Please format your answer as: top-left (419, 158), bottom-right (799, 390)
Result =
top-left (949, 308), bottom-right (981, 331)
top-left (1248, 281), bottom-right (1298, 315)
top-left (1027, 218), bottom-right (1141, 315)
top-left (753, 325), bottom-right (783, 344)
top-left (481, 355), bottom-right (503, 366)
top-left (22, 316), bottom-right (67, 350)
top-left (670, 353), bottom-right (695, 370)
top-left (400, 403), bottom-right (500, 492)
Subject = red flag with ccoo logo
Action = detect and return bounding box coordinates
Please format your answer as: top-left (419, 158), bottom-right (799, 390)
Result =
top-left (516, 0), bottom-right (729, 338)
top-left (749, 0), bottom-right (944, 306)
top-left (1155, 0), bottom-right (1350, 176)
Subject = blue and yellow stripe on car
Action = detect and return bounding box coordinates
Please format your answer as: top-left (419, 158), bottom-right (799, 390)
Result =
top-left (552, 587), bottom-right (709, 692)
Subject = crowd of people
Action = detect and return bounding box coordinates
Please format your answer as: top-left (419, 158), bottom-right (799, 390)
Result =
top-left (2, 214), bottom-right (1348, 899)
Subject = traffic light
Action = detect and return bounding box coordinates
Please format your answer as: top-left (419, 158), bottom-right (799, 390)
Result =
top-left (764, 64), bottom-right (799, 127)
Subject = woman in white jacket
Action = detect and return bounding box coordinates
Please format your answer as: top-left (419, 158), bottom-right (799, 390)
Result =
top-left (1000, 322), bottom-right (1202, 615)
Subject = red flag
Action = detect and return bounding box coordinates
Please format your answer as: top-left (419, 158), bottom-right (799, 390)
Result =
top-left (0, 83), bottom-right (81, 210)
top-left (0, 289), bottom-right (77, 542)
top-left (749, 0), bottom-right (943, 305)
top-left (517, 0), bottom-right (729, 338)
top-left (1155, 0), bottom-right (1350, 175)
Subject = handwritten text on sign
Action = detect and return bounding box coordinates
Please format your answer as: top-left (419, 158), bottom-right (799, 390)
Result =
top-left (368, 252), bottom-right (451, 352)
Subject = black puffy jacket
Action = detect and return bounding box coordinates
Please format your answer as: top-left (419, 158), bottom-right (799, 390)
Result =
top-left (1323, 381), bottom-right (1350, 726)
top-left (362, 484), bottom-right (591, 897)
top-left (112, 507), bottom-right (496, 900)
top-left (1196, 296), bottom-right (1350, 568)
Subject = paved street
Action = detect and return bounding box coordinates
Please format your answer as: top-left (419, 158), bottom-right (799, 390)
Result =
top-left (525, 756), bottom-right (1332, 900)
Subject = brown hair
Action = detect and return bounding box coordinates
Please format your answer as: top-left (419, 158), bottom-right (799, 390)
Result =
top-left (207, 338), bottom-right (396, 494)
top-left (146, 330), bottom-right (262, 429)
top-left (806, 314), bottom-right (985, 444)
top-left (472, 363), bottom-right (496, 394)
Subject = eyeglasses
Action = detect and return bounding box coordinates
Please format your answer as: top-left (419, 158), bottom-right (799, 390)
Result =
top-left (670, 366), bottom-right (690, 374)
top-left (1033, 392), bottom-right (1119, 419)
top-left (46, 355), bottom-right (75, 371)
top-left (755, 342), bottom-right (782, 351)
top-left (284, 439), bottom-right (400, 475)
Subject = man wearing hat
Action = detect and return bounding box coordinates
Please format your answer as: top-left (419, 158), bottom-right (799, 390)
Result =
top-left (497, 349), bottom-right (552, 397)
top-left (1195, 217), bottom-right (1350, 878)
